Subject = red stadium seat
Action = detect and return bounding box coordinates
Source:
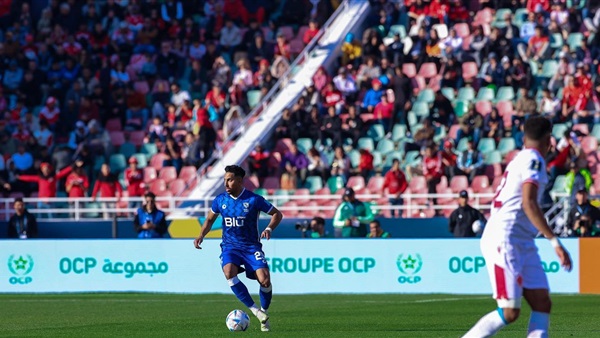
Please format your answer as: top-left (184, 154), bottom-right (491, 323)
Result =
top-left (454, 23), bottom-right (470, 38)
top-left (159, 166), bottom-right (177, 183)
top-left (282, 201), bottom-right (298, 217)
top-left (274, 138), bottom-right (293, 154)
top-left (418, 62), bottom-right (438, 79)
top-left (504, 150), bottom-right (520, 164)
top-left (573, 124), bottom-right (590, 135)
top-left (294, 188), bottom-right (310, 196)
top-left (277, 26), bottom-right (294, 40)
top-left (437, 187), bottom-right (455, 204)
top-left (366, 176), bottom-right (385, 192)
top-left (143, 167), bottom-right (157, 182)
top-left (315, 187), bottom-right (331, 195)
top-left (168, 179), bottom-right (186, 196)
top-left (413, 75), bottom-right (427, 91)
top-left (243, 176), bottom-right (260, 190)
top-left (485, 163), bottom-right (504, 181)
top-left (402, 63), bottom-right (417, 78)
top-left (150, 153), bottom-right (169, 170)
top-left (471, 175), bottom-right (490, 193)
top-left (478, 187), bottom-right (495, 204)
top-left (497, 101), bottom-right (514, 116)
top-left (475, 100), bottom-right (492, 116)
top-left (409, 175), bottom-right (426, 191)
top-left (449, 175), bottom-right (468, 193)
top-left (448, 125), bottom-right (461, 139)
top-left (106, 118), bottom-right (122, 132)
top-left (149, 179), bottom-right (167, 193)
top-left (346, 176), bottom-right (365, 190)
top-left (128, 131), bottom-right (146, 147)
top-left (290, 39), bottom-right (305, 54)
top-left (581, 136), bottom-right (598, 154)
top-left (109, 131), bottom-right (126, 147)
top-left (179, 166), bottom-right (197, 182)
top-left (262, 177), bottom-right (280, 191)
top-left (155, 191), bottom-right (173, 209)
top-left (461, 62), bottom-right (478, 81)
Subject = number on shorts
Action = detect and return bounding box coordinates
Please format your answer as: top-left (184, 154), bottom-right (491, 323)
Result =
top-left (254, 251), bottom-right (264, 261)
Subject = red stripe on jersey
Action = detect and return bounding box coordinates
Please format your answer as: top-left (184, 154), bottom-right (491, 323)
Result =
top-left (494, 265), bottom-right (508, 299)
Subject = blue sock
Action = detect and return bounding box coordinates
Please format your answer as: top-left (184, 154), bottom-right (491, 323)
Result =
top-left (228, 277), bottom-right (255, 308)
top-left (259, 285), bottom-right (272, 311)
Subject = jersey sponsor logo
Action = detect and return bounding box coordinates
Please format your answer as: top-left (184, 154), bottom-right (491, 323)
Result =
top-left (224, 217), bottom-right (245, 227)
top-left (396, 253), bottom-right (422, 284)
top-left (243, 202), bottom-right (249, 212)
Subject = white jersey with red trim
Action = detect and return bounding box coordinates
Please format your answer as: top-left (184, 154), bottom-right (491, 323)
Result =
top-left (485, 148), bottom-right (548, 241)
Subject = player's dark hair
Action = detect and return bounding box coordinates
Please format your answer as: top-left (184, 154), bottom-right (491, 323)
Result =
top-left (524, 116), bottom-right (552, 141)
top-left (225, 165), bottom-right (246, 178)
top-left (13, 197), bottom-right (23, 203)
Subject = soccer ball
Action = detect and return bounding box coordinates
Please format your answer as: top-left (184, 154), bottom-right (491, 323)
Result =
top-left (226, 309), bottom-right (250, 331)
top-left (472, 220), bottom-right (484, 234)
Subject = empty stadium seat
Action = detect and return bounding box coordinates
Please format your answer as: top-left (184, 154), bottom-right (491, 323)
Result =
top-left (416, 88), bottom-right (435, 104)
top-left (475, 87), bottom-right (495, 102)
top-left (159, 166), bottom-right (177, 183)
top-left (168, 179), bottom-right (186, 196)
top-left (247, 90), bottom-right (262, 109)
top-left (581, 136), bottom-right (598, 154)
top-left (109, 131), bottom-right (126, 147)
top-left (129, 131), bottom-right (146, 147)
top-left (484, 151), bottom-right (502, 164)
top-left (457, 87), bottom-right (475, 102)
top-left (475, 100), bottom-right (492, 115)
top-left (141, 143), bottom-right (158, 156)
top-left (402, 63), bottom-right (417, 77)
top-left (471, 175), bottom-right (490, 193)
top-left (376, 139), bottom-right (395, 155)
top-left (178, 166), bottom-right (197, 182)
top-left (367, 124), bottom-right (385, 142)
top-left (497, 138), bottom-right (516, 155)
top-left (454, 23), bottom-right (470, 38)
top-left (109, 154), bottom-right (127, 173)
top-left (327, 176), bottom-right (345, 193)
top-left (418, 62), bottom-right (437, 79)
top-left (392, 124), bottom-right (408, 142)
top-left (155, 191), bottom-right (173, 209)
top-left (409, 175), bottom-right (426, 191)
top-left (243, 176), bottom-right (259, 190)
top-left (304, 176), bottom-right (323, 193)
top-left (149, 153), bottom-right (169, 170)
top-left (262, 177), bottom-right (280, 191)
top-left (346, 176), bottom-right (365, 190)
top-left (149, 179), bottom-right (167, 193)
top-left (120, 142), bottom-right (137, 159)
top-left (296, 138), bottom-right (313, 153)
top-left (367, 176), bottom-right (385, 192)
top-left (106, 118), bottom-right (123, 132)
top-left (450, 176), bottom-right (469, 193)
top-left (477, 138), bottom-right (496, 153)
top-left (461, 62), bottom-right (478, 81)
top-left (143, 167), bottom-right (157, 182)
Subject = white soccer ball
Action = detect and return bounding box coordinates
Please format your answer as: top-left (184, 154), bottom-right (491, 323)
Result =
top-left (472, 220), bottom-right (484, 234)
top-left (226, 309), bottom-right (250, 331)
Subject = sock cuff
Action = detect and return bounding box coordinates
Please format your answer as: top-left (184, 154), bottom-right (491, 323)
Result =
top-left (260, 285), bottom-right (272, 293)
top-left (227, 276), bottom-right (240, 286)
top-left (530, 311), bottom-right (550, 317)
top-left (496, 308), bottom-right (508, 325)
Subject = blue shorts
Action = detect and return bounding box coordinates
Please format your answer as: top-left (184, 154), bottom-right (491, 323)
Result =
top-left (220, 247), bottom-right (269, 280)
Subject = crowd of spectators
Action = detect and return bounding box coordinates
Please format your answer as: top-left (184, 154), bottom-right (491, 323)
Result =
top-left (0, 0), bottom-right (326, 211)
top-left (245, 0), bottom-right (600, 230)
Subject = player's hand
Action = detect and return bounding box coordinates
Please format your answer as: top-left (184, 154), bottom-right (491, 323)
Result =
top-left (555, 245), bottom-right (572, 272)
top-left (194, 236), bottom-right (203, 249)
top-left (261, 229), bottom-right (272, 240)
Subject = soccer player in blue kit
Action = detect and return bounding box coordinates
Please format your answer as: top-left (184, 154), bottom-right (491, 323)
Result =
top-left (194, 165), bottom-right (283, 332)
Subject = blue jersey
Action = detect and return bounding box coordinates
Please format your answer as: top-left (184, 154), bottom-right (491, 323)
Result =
top-left (211, 189), bottom-right (274, 249)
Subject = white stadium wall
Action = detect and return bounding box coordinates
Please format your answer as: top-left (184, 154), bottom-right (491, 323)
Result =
top-left (0, 239), bottom-right (586, 294)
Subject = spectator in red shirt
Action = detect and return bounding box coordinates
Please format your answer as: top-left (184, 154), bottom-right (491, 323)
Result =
top-left (427, 0), bottom-right (448, 24)
top-left (39, 96), bottom-right (60, 130)
top-left (527, 0), bottom-right (550, 13)
top-left (374, 94), bottom-right (394, 135)
top-left (518, 26), bottom-right (549, 62)
top-left (561, 76), bottom-right (583, 121)
top-left (17, 162), bottom-right (73, 218)
top-left (448, 0), bottom-right (468, 23)
top-left (274, 33), bottom-right (291, 61)
top-left (65, 161), bottom-right (89, 199)
top-left (422, 143), bottom-right (444, 210)
top-left (92, 163), bottom-right (123, 219)
top-left (303, 19), bottom-right (320, 45)
top-left (248, 144), bottom-right (270, 183)
top-left (125, 157), bottom-right (145, 208)
top-left (383, 158), bottom-right (408, 218)
top-left (358, 149), bottom-right (374, 181)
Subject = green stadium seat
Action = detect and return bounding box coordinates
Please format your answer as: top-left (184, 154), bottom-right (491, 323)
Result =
top-left (392, 124), bottom-right (408, 142)
top-left (591, 125), bottom-right (600, 142)
top-left (567, 33), bottom-right (583, 51)
top-left (141, 143), bottom-right (158, 156)
top-left (494, 8), bottom-right (512, 23)
top-left (454, 100), bottom-right (468, 118)
top-left (484, 151), bottom-right (502, 165)
top-left (433, 126), bottom-right (447, 143)
top-left (131, 153), bottom-right (148, 168)
top-left (477, 138), bottom-right (496, 153)
top-left (296, 138), bottom-right (313, 153)
top-left (412, 102), bottom-right (430, 117)
top-left (456, 137), bottom-right (470, 152)
top-left (376, 139), bottom-right (395, 155)
top-left (550, 175), bottom-right (567, 199)
top-left (93, 157), bottom-right (104, 172)
top-left (404, 151), bottom-right (420, 167)
top-left (357, 138), bottom-right (375, 151)
top-left (372, 151), bottom-right (383, 168)
top-left (303, 176), bottom-right (323, 193)
top-left (273, 189), bottom-right (290, 206)
top-left (254, 188), bottom-right (268, 196)
top-left (388, 24), bottom-right (406, 38)
top-left (497, 138), bottom-right (516, 156)
top-left (407, 111), bottom-right (418, 128)
top-left (550, 33), bottom-right (563, 49)
top-left (513, 8), bottom-right (528, 27)
top-left (416, 88), bottom-right (435, 104)
top-left (552, 124), bottom-right (568, 140)
top-left (348, 150), bottom-right (361, 167)
top-left (441, 87), bottom-right (455, 101)
top-left (367, 124), bottom-right (386, 142)
top-left (84, 202), bottom-right (101, 218)
top-left (109, 154), bottom-right (127, 173)
top-left (540, 60), bottom-right (558, 78)
top-left (495, 86), bottom-right (515, 102)
top-left (247, 90), bottom-right (262, 109)
top-left (475, 87), bottom-right (495, 102)
top-left (327, 176), bottom-right (345, 193)
top-left (457, 87), bottom-right (475, 102)
top-left (120, 142), bottom-right (137, 159)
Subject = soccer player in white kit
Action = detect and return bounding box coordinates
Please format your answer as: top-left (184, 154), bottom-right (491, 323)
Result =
top-left (463, 116), bottom-right (572, 338)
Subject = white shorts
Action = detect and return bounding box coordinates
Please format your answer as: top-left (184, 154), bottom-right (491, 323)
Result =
top-left (481, 237), bottom-right (549, 308)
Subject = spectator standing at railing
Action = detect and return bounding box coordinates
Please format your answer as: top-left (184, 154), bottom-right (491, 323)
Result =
top-left (382, 158), bottom-right (408, 218)
top-left (92, 163), bottom-right (123, 220)
top-left (248, 144), bottom-right (270, 183)
top-left (125, 157), bottom-right (145, 208)
top-left (333, 188), bottom-right (373, 238)
top-left (65, 160), bottom-right (88, 200)
top-left (16, 162), bottom-right (72, 219)
top-left (133, 192), bottom-right (168, 238)
top-left (422, 143), bottom-right (445, 212)
top-left (448, 190), bottom-right (487, 238)
top-left (7, 198), bottom-right (37, 239)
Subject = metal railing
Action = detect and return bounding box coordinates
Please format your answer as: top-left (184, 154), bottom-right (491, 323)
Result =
top-left (0, 191), bottom-right (562, 221)
top-left (193, 1), bottom-right (352, 183)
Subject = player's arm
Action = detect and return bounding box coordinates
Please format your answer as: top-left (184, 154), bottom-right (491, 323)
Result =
top-left (522, 182), bottom-right (572, 271)
top-left (194, 210), bottom-right (219, 249)
top-left (261, 206), bottom-right (283, 240)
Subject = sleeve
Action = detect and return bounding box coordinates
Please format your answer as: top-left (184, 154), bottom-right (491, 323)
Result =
top-left (333, 203), bottom-right (347, 227)
top-left (256, 195), bottom-right (274, 214)
top-left (520, 153), bottom-right (543, 187)
top-left (449, 210), bottom-right (456, 233)
top-left (28, 214), bottom-right (38, 238)
top-left (210, 196), bottom-right (221, 214)
top-left (155, 211), bottom-right (168, 235)
top-left (91, 180), bottom-right (100, 198)
top-left (357, 202), bottom-right (374, 224)
top-left (399, 171), bottom-right (408, 194)
top-left (133, 209), bottom-right (142, 233)
top-left (565, 207), bottom-right (576, 230)
top-left (473, 152), bottom-right (484, 169)
top-left (17, 175), bottom-right (39, 183)
top-left (477, 209), bottom-right (487, 223)
top-left (7, 217), bottom-right (16, 238)
top-left (56, 166), bottom-right (73, 179)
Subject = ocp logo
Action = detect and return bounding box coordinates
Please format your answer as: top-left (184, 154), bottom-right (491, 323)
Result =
top-left (8, 254), bottom-right (34, 285)
top-left (396, 254), bottom-right (423, 284)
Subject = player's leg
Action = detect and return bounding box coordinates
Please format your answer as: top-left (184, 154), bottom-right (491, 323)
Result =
top-left (255, 267), bottom-right (272, 331)
top-left (223, 263), bottom-right (257, 309)
top-left (522, 244), bottom-right (552, 338)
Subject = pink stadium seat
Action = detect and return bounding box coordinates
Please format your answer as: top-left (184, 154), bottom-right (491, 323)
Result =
top-left (155, 191), bottom-right (173, 209)
top-left (282, 201), bottom-right (298, 217)
top-left (497, 101), bottom-right (514, 116)
top-left (437, 187), bottom-right (455, 204)
top-left (478, 187), bottom-right (494, 204)
top-left (274, 138), bottom-right (293, 154)
top-left (106, 118), bottom-right (122, 132)
top-left (243, 176), bottom-right (260, 190)
top-left (143, 167), bottom-right (157, 182)
top-left (297, 25), bottom-right (309, 40)
top-left (408, 175), bottom-right (426, 191)
top-left (315, 187), bottom-right (331, 195)
top-left (581, 136), bottom-right (598, 154)
top-left (150, 153), bottom-right (169, 170)
top-left (475, 100), bottom-right (492, 116)
top-left (573, 124), bottom-right (590, 135)
top-left (461, 62), bottom-right (478, 81)
top-left (262, 177), bottom-right (280, 191)
top-left (277, 26), bottom-right (294, 40)
top-left (485, 163), bottom-right (504, 181)
top-left (133, 80), bottom-right (149, 94)
top-left (168, 179), bottom-right (186, 196)
top-left (366, 176), bottom-right (385, 192)
top-left (294, 188), bottom-right (310, 196)
top-left (149, 179), bottom-right (167, 194)
top-left (178, 166), bottom-right (197, 182)
top-left (475, 8), bottom-right (493, 25)
top-left (109, 131), bottom-right (126, 147)
top-left (471, 175), bottom-right (490, 193)
top-left (449, 175), bottom-right (468, 193)
top-left (454, 23), bottom-right (470, 38)
top-left (413, 76), bottom-right (427, 91)
top-left (418, 62), bottom-right (438, 79)
top-left (360, 113), bottom-right (375, 124)
top-left (159, 166), bottom-right (177, 183)
top-left (402, 63), bottom-right (417, 78)
top-left (504, 150), bottom-right (520, 164)
top-left (290, 39), bottom-right (305, 54)
top-left (448, 125), bottom-right (461, 139)
top-left (346, 176), bottom-right (365, 190)
top-left (9, 192), bottom-right (24, 199)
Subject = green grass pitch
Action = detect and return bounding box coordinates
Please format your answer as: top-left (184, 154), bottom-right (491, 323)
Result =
top-left (0, 294), bottom-right (599, 337)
